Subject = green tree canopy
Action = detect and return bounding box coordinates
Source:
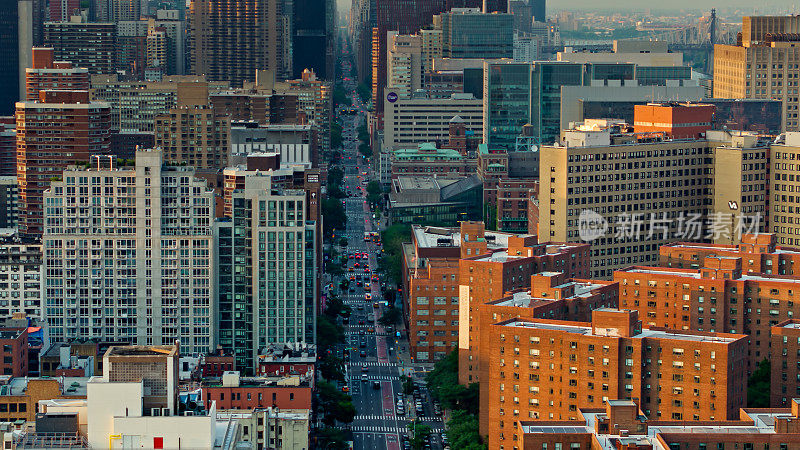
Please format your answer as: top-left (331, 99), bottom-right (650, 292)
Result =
top-left (747, 358), bottom-right (770, 407)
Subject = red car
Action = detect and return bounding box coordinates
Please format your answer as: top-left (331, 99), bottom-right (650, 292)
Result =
top-left (364, 268), bottom-right (371, 273)
top-left (354, 263), bottom-right (360, 268)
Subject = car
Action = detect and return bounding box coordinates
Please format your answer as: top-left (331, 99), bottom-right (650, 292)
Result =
top-left (364, 282), bottom-right (371, 289)
top-left (358, 320), bottom-right (364, 325)
top-left (356, 281), bottom-right (362, 287)
top-left (365, 293), bottom-right (372, 300)
top-left (362, 366), bottom-right (368, 372)
top-left (359, 341), bottom-right (366, 348)
top-left (372, 301), bottom-right (379, 307)
top-left (360, 350), bottom-right (366, 357)
top-left (348, 254), bottom-right (354, 259)
top-left (354, 263), bottom-right (360, 268)
top-left (364, 268), bottom-right (371, 273)
top-left (395, 406), bottom-right (405, 415)
top-left (361, 374), bottom-right (368, 382)
top-left (367, 327), bottom-right (375, 333)
top-left (372, 381), bottom-right (380, 389)
top-left (342, 385), bottom-right (349, 392)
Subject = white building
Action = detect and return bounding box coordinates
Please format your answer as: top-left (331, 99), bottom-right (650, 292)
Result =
top-left (0, 232), bottom-right (42, 320)
top-left (217, 408), bottom-right (310, 450)
top-left (42, 149), bottom-right (216, 354)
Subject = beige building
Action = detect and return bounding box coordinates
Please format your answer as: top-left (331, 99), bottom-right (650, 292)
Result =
top-left (387, 32), bottom-right (424, 99)
top-left (558, 40), bottom-right (683, 66)
top-left (539, 120), bottom-right (769, 278)
top-left (770, 132), bottom-right (800, 245)
top-left (714, 16), bottom-right (800, 131)
top-left (383, 93), bottom-right (483, 150)
top-left (154, 81), bottom-right (231, 169)
top-left (421, 29), bottom-right (443, 75)
top-left (191, 0), bottom-right (287, 86)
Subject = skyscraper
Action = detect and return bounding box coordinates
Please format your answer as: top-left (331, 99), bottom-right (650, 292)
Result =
top-left (372, 0), bottom-right (501, 117)
top-left (43, 149), bottom-right (216, 354)
top-left (191, 0), bottom-right (288, 87)
top-left (44, 20), bottom-right (116, 75)
top-left (292, 0), bottom-right (334, 79)
top-left (714, 16), bottom-right (800, 132)
top-left (16, 85), bottom-right (111, 238)
top-left (0, 0), bottom-right (35, 116)
top-left (217, 168), bottom-right (318, 373)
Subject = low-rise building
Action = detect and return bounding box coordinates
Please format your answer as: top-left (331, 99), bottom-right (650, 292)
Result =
top-left (256, 343), bottom-right (315, 377)
top-left (217, 407), bottom-right (310, 450)
top-left (202, 371), bottom-right (313, 412)
top-left (388, 175), bottom-right (483, 227)
top-left (391, 143), bottom-right (476, 179)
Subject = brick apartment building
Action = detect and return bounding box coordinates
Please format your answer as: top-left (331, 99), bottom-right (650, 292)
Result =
top-left (0, 328), bottom-right (28, 377)
top-left (660, 233), bottom-right (800, 275)
top-left (616, 250), bottom-right (800, 373)
top-left (517, 398), bottom-right (800, 450)
top-left (771, 320), bottom-right (800, 407)
top-left (402, 221), bottom-right (589, 363)
top-left (482, 309), bottom-right (748, 448)
top-left (457, 221), bottom-right (590, 384)
top-left (202, 371), bottom-right (313, 411)
top-left (25, 48), bottom-right (89, 101)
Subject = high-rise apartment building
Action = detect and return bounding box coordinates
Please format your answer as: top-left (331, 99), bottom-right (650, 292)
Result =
top-left (43, 149), bottom-right (216, 354)
top-left (0, 118), bottom-right (16, 176)
top-left (26, 47), bottom-right (90, 101)
top-left (482, 309), bottom-right (748, 447)
top-left (90, 74), bottom-right (226, 133)
top-left (16, 89), bottom-right (111, 238)
top-left (216, 168), bottom-right (318, 373)
top-left (49, 0), bottom-right (80, 21)
top-left (457, 221), bottom-right (591, 384)
top-left (154, 82), bottom-right (231, 170)
top-left (191, 0), bottom-right (288, 86)
top-left (0, 234), bottom-right (42, 320)
top-left (714, 16), bottom-right (800, 132)
top-left (439, 8), bottom-right (513, 59)
top-left (273, 70), bottom-right (332, 154)
top-left (539, 121), bottom-right (769, 278)
top-left (112, 0), bottom-right (142, 22)
top-left (0, 178), bottom-right (19, 228)
top-left (770, 132), bottom-right (800, 246)
top-left (44, 20), bottom-right (116, 75)
top-left (616, 248), bottom-right (800, 374)
top-left (386, 33), bottom-right (423, 99)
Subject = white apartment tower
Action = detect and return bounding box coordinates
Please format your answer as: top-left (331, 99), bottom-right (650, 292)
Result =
top-left (42, 149), bottom-right (216, 354)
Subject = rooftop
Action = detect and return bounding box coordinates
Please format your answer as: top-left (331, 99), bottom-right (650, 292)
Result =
top-left (500, 318), bottom-right (739, 343)
top-left (411, 225), bottom-right (532, 250)
top-left (105, 345), bottom-right (178, 358)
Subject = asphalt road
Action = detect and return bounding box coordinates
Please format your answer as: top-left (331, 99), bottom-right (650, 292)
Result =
top-left (329, 56), bottom-right (446, 450)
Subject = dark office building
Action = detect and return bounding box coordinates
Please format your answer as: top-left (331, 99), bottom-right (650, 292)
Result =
top-left (531, 0), bottom-right (545, 22)
top-left (373, 0), bottom-right (504, 116)
top-left (0, 1), bottom-right (22, 116)
top-left (293, 0), bottom-right (334, 80)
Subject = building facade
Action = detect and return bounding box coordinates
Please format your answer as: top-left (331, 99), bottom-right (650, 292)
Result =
top-left (43, 149), bottom-right (216, 355)
top-left (16, 89), bottom-right (111, 238)
top-left (483, 309), bottom-right (748, 448)
top-left (714, 16), bottom-right (800, 132)
top-left (216, 169), bottom-right (318, 373)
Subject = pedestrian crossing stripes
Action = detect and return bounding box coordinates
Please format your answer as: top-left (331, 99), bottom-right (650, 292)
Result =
top-left (351, 426), bottom-right (444, 434)
top-left (348, 361), bottom-right (397, 367)
top-left (354, 415), bottom-right (443, 423)
top-left (350, 375), bottom-right (400, 381)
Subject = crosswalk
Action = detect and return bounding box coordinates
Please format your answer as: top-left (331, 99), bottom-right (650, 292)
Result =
top-left (348, 361), bottom-right (397, 367)
top-left (350, 375), bottom-right (400, 381)
top-left (351, 425), bottom-right (445, 434)
top-left (354, 414), bottom-right (444, 423)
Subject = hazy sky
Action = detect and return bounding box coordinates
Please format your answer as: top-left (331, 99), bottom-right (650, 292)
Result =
top-left (335, 0), bottom-right (799, 15)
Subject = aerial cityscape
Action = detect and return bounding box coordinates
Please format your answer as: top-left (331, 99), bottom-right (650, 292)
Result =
top-left (3, 0), bottom-right (800, 449)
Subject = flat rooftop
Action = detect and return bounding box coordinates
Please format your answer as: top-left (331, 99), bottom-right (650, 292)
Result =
top-left (106, 345), bottom-right (178, 357)
top-left (501, 319), bottom-right (739, 343)
top-left (494, 282), bottom-right (608, 307)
